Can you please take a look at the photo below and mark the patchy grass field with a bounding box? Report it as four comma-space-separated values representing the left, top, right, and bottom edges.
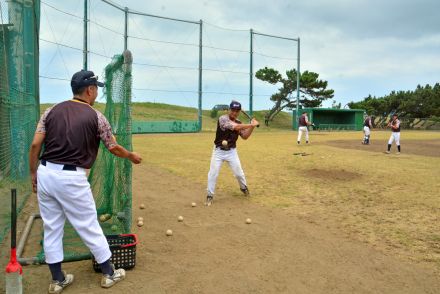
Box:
134, 130, 440, 268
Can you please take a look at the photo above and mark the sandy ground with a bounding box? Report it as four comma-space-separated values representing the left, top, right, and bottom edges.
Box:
1, 161, 440, 294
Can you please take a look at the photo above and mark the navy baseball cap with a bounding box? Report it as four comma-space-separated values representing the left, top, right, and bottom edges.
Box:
71, 70, 104, 91
229, 100, 241, 110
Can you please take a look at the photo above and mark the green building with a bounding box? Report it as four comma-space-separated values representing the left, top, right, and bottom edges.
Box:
293, 108, 365, 131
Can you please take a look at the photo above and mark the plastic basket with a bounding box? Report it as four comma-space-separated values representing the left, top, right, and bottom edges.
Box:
92, 234, 138, 272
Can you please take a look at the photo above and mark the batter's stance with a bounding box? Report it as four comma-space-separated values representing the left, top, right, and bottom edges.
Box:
362, 115, 373, 145
206, 100, 259, 206
29, 70, 142, 293
386, 114, 401, 154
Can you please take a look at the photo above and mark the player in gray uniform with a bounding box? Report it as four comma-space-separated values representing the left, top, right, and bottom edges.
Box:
386, 113, 401, 154
29, 70, 142, 293
206, 100, 259, 206
362, 115, 373, 144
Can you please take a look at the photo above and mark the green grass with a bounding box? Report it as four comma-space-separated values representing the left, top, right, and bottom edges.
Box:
40, 102, 293, 132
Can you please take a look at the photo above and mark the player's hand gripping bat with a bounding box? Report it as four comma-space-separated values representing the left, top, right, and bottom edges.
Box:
241, 110, 259, 128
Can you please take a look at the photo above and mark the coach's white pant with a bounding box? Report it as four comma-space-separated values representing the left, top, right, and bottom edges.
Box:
207, 146, 247, 196
388, 132, 400, 145
297, 126, 309, 142
37, 161, 111, 264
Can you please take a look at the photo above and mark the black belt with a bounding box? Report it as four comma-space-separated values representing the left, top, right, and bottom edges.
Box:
41, 159, 77, 171
218, 146, 235, 151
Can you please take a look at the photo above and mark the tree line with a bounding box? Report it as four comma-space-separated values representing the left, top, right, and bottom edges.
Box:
347, 83, 440, 118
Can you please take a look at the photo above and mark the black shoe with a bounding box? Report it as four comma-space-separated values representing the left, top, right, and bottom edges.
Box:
297, 141, 300, 145
306, 141, 309, 144
240, 187, 250, 196
205, 195, 213, 206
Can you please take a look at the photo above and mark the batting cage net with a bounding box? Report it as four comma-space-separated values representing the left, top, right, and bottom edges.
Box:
32, 51, 134, 263
0, 0, 40, 246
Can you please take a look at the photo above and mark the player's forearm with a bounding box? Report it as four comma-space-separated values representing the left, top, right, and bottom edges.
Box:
240, 127, 255, 139
109, 144, 132, 159
29, 144, 42, 173
233, 124, 254, 131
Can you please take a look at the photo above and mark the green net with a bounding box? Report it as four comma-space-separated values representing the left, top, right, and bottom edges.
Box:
0, 0, 40, 246
35, 51, 134, 263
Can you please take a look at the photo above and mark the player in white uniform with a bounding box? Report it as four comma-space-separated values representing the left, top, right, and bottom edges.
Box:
362, 115, 373, 145
206, 100, 259, 206
385, 114, 401, 154
297, 112, 313, 144
29, 70, 142, 293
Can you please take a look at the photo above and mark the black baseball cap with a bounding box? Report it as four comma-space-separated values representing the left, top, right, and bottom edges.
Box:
229, 100, 241, 110
71, 70, 104, 92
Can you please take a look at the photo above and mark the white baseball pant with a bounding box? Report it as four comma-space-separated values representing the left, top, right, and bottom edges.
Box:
388, 132, 400, 145
207, 146, 247, 196
297, 126, 309, 142
37, 161, 111, 264
363, 126, 371, 136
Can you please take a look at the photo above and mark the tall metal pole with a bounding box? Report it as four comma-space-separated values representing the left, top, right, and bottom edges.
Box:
124, 7, 128, 51
249, 29, 253, 116
83, 0, 88, 70
198, 20, 203, 131
296, 38, 300, 128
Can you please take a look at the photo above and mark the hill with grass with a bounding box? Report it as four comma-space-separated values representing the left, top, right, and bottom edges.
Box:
40, 102, 293, 132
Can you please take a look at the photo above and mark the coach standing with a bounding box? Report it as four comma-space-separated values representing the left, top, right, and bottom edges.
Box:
29, 70, 142, 293
206, 100, 259, 206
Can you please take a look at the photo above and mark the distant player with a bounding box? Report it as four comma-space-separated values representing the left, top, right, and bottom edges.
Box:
386, 114, 401, 154
206, 100, 259, 206
297, 111, 313, 144
362, 115, 373, 144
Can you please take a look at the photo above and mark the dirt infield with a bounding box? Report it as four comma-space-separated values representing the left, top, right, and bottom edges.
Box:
324, 139, 440, 157
2, 163, 440, 293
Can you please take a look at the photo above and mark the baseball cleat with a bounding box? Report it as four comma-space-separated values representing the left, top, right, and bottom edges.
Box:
385, 151, 390, 154
240, 187, 250, 196
48, 271, 74, 294
396, 152, 400, 155
205, 195, 213, 206
101, 268, 126, 288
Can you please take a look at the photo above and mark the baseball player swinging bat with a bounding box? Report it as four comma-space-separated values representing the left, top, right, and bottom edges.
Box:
241, 110, 259, 128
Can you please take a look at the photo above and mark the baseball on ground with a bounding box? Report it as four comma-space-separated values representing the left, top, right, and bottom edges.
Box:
245, 218, 252, 224
139, 203, 145, 209
166, 229, 173, 236
137, 217, 144, 222
191, 202, 197, 207
178, 216, 184, 222
137, 221, 144, 227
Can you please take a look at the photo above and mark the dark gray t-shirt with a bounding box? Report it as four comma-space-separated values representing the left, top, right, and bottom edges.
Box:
36, 99, 116, 168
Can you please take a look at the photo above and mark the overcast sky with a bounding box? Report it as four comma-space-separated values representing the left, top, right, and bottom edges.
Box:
37, 0, 440, 110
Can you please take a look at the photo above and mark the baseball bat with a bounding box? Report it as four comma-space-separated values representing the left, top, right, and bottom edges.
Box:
5, 189, 23, 294
241, 110, 259, 128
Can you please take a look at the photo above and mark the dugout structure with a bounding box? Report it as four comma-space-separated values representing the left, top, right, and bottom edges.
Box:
293, 108, 365, 131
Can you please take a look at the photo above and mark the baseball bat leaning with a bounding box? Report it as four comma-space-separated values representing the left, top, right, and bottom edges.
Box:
241, 110, 259, 128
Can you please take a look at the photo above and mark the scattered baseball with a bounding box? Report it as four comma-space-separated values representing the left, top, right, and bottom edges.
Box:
166, 229, 173, 236
221, 140, 228, 147
137, 217, 144, 222
245, 218, 252, 224
191, 202, 197, 207
178, 216, 184, 222
139, 203, 145, 209
99, 214, 110, 222
137, 221, 144, 227
111, 225, 118, 231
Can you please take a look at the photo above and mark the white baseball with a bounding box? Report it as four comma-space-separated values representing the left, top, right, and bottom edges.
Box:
245, 218, 252, 224
166, 229, 173, 236
137, 221, 144, 227
191, 202, 196, 207
222, 140, 228, 147
139, 203, 145, 209
178, 216, 184, 222
137, 217, 144, 222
